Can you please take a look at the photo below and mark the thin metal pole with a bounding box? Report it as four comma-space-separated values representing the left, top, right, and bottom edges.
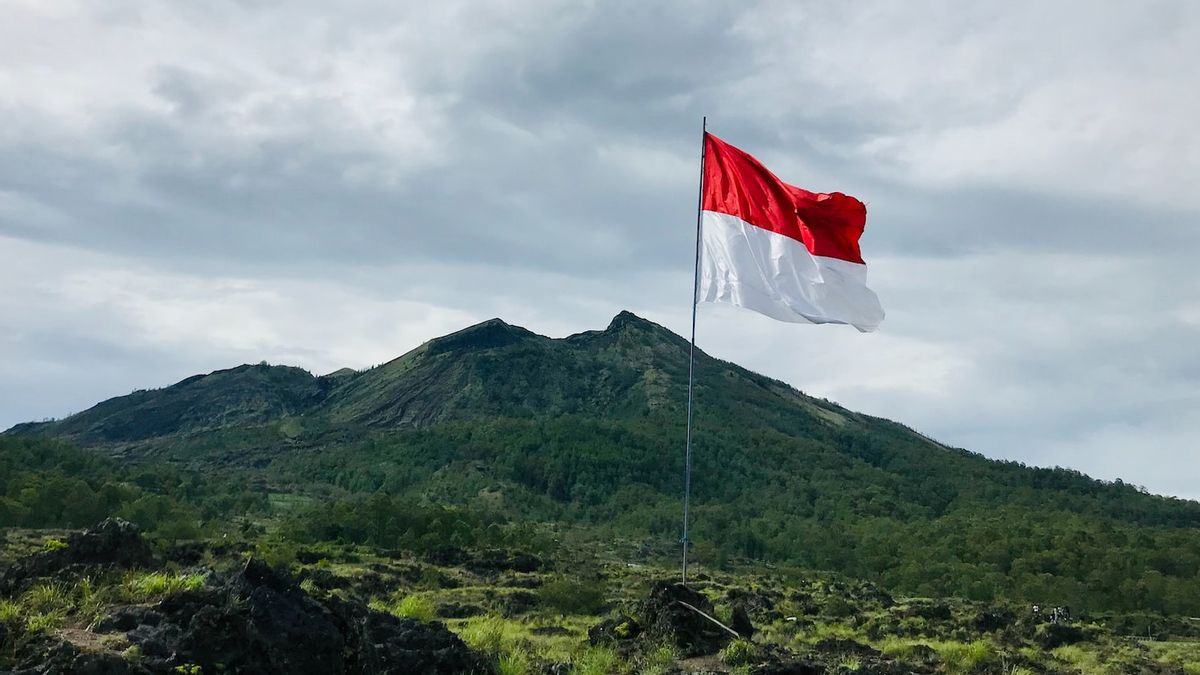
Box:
681, 116, 706, 585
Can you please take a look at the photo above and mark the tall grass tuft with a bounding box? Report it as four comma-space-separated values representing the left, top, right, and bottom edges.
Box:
393, 594, 436, 623
571, 646, 620, 675
496, 647, 534, 675
120, 571, 205, 602
935, 639, 997, 674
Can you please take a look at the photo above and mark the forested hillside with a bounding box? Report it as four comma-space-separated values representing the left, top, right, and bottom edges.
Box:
7, 311, 1200, 614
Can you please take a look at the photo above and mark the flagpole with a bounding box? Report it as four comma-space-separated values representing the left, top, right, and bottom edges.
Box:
681, 116, 706, 585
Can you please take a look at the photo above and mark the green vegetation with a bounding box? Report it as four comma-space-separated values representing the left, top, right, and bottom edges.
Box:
3, 305, 1200, 656
11, 312, 1190, 615
720, 638, 757, 666
372, 593, 436, 623
120, 571, 205, 602
539, 576, 607, 615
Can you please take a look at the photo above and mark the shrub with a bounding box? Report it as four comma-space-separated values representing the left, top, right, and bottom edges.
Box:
459, 616, 512, 658
393, 594, 436, 623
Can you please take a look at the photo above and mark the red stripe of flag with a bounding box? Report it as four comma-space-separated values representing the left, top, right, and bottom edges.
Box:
702, 133, 867, 265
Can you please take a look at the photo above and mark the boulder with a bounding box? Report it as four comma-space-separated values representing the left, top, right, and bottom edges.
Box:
101, 558, 488, 674
1035, 622, 1092, 649
730, 604, 756, 639
0, 519, 152, 596
636, 581, 737, 657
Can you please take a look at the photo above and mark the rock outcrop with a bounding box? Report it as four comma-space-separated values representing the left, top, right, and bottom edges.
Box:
0, 519, 151, 596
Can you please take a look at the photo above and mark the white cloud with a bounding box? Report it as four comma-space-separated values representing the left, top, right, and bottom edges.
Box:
0, 0, 1198, 501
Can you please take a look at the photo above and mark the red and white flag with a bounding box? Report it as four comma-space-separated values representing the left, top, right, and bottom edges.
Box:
699, 133, 884, 332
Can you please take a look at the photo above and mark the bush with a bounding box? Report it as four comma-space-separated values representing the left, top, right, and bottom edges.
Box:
393, 594, 436, 623
458, 615, 512, 658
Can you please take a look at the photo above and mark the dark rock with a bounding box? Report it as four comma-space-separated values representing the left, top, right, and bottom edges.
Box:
811, 638, 880, 658
326, 596, 489, 675
128, 621, 183, 659
436, 601, 485, 619
87, 557, 488, 675
751, 660, 823, 675
467, 549, 545, 574
95, 606, 165, 632
163, 542, 206, 566
67, 650, 151, 675
424, 546, 468, 567
587, 614, 642, 644
904, 600, 953, 621
297, 567, 350, 591
907, 644, 939, 665
636, 581, 734, 657
501, 591, 538, 617
854, 582, 894, 609
1035, 623, 1092, 649
295, 548, 326, 564
0, 519, 152, 596
973, 608, 1014, 632
730, 604, 756, 639
5, 633, 152, 675
726, 587, 776, 616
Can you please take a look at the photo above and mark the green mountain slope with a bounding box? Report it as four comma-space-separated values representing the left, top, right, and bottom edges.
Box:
7, 311, 1200, 613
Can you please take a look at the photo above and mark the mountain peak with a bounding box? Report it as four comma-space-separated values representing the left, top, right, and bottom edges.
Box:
606, 310, 664, 332
425, 317, 539, 354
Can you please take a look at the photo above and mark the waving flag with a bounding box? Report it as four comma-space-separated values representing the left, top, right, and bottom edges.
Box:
698, 133, 884, 332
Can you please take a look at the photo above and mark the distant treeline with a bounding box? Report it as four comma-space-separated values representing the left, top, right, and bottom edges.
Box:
6, 416, 1200, 616
265, 416, 1200, 616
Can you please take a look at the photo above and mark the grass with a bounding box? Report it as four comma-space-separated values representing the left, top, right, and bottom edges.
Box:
371, 593, 437, 623
448, 614, 625, 674
932, 639, 997, 674
876, 635, 921, 659
638, 645, 676, 675
496, 647, 534, 675
570, 646, 621, 675
793, 620, 862, 646
1146, 639, 1200, 673
0, 599, 22, 625
720, 639, 757, 666
41, 538, 68, 552
120, 571, 205, 602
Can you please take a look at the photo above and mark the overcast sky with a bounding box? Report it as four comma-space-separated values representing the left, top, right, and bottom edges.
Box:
2, 1, 1198, 498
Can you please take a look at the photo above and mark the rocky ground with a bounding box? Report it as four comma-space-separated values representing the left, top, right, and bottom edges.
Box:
4, 521, 1200, 674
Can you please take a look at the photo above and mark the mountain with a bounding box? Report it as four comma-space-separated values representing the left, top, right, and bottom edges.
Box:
10, 310, 847, 446
8, 311, 1200, 614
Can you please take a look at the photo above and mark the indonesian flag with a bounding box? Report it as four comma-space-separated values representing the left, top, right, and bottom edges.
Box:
699, 133, 885, 332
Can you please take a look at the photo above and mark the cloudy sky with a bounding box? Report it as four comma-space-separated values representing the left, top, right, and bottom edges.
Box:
2, 1, 1198, 497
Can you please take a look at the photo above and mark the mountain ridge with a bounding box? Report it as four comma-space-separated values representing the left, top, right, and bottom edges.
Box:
9, 310, 1200, 613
